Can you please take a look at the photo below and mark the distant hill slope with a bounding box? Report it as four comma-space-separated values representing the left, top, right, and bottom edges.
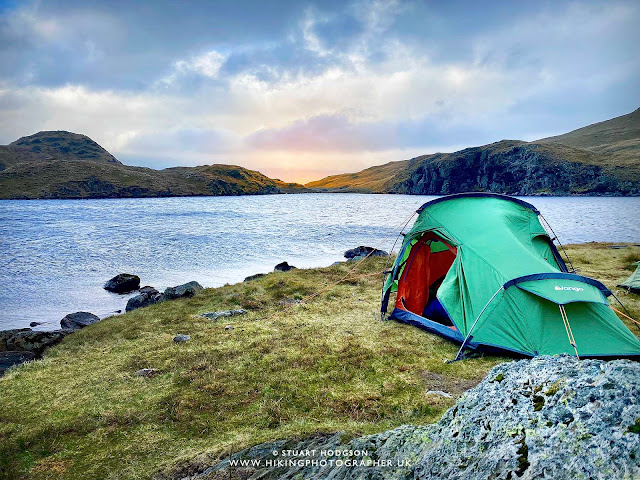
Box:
0, 131, 305, 199
306, 108, 640, 195
305, 160, 409, 192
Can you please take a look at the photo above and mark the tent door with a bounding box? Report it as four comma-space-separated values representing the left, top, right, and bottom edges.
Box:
395, 233, 457, 321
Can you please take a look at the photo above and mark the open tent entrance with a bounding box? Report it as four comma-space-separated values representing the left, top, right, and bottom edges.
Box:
395, 232, 457, 327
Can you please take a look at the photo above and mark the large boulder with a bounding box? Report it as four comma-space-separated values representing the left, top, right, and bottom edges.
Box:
0, 351, 36, 376
3, 329, 71, 356
0, 328, 72, 375
178, 356, 640, 480
0, 329, 31, 351
344, 245, 388, 260
163, 281, 203, 300
126, 287, 164, 312
60, 312, 100, 331
103, 273, 140, 293
274, 261, 296, 272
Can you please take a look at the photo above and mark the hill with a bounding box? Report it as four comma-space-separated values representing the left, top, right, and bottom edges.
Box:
0, 243, 638, 479
306, 108, 640, 195
305, 159, 409, 192
0, 131, 305, 199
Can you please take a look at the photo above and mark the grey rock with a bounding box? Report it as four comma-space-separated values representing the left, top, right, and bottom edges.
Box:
224, 325, 234, 331
344, 246, 389, 259
0, 351, 36, 376
104, 273, 140, 293
244, 273, 266, 282
177, 356, 640, 480
60, 311, 100, 331
426, 390, 452, 398
199, 309, 247, 321
274, 261, 296, 272
135, 368, 160, 377
163, 281, 203, 300
3, 329, 71, 356
173, 334, 190, 343
126, 287, 164, 312
0, 328, 31, 351
29, 322, 42, 327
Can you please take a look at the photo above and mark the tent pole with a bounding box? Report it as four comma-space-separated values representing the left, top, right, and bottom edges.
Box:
559, 304, 579, 359
539, 214, 575, 273
609, 304, 640, 334
380, 212, 417, 318
451, 286, 504, 362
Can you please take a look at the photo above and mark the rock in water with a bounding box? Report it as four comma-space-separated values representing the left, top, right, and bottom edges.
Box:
344, 245, 388, 260
177, 356, 640, 480
103, 273, 140, 293
274, 261, 296, 272
0, 351, 36, 376
126, 287, 164, 312
163, 281, 203, 300
60, 312, 100, 331
0, 329, 31, 351
3, 329, 71, 356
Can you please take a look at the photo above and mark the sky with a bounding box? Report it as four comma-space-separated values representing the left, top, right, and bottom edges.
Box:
0, 0, 638, 183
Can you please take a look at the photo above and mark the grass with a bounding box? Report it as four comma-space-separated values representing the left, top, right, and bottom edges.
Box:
1, 243, 639, 479
0, 257, 501, 480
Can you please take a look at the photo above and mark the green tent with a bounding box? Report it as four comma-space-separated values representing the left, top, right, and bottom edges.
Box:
381, 193, 640, 359
619, 261, 640, 293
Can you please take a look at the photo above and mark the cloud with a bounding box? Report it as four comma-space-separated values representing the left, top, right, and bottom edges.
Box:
0, 0, 638, 182
159, 50, 226, 87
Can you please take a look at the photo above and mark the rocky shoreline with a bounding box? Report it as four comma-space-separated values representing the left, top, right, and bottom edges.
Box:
0, 246, 389, 376
0, 276, 205, 375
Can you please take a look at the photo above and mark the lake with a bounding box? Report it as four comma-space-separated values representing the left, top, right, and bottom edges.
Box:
1, 194, 639, 331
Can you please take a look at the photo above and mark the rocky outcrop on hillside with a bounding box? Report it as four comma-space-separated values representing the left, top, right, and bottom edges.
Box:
389, 141, 639, 196
169, 356, 640, 480
308, 108, 640, 196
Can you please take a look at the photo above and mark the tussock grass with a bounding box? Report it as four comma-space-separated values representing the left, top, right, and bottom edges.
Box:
0, 257, 501, 480
564, 242, 640, 328
1, 244, 638, 479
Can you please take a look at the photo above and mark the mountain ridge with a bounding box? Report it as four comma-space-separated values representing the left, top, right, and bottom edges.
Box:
0, 131, 305, 199
306, 108, 640, 195
2, 108, 639, 199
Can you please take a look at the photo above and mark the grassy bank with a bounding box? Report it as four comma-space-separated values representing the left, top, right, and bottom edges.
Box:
1, 243, 639, 479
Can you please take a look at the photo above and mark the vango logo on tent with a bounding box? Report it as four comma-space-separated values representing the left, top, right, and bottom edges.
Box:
555, 285, 584, 292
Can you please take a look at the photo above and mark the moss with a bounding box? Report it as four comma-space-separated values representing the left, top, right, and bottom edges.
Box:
493, 373, 505, 383
545, 379, 565, 396
515, 434, 530, 475
532, 395, 545, 412
627, 418, 640, 434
